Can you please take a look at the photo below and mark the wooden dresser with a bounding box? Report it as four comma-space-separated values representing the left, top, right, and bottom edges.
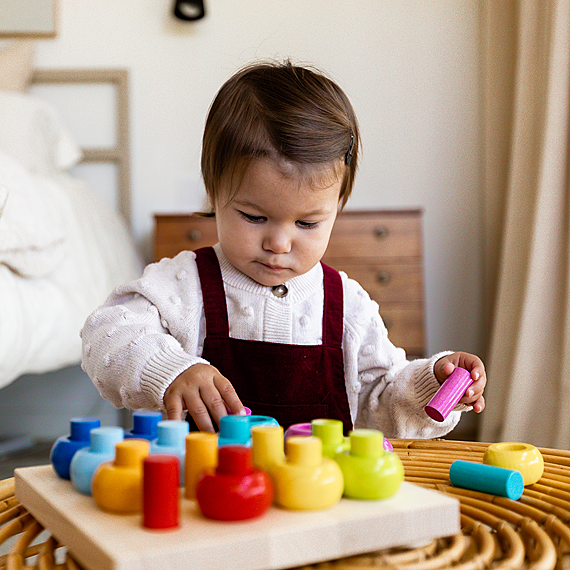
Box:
154, 210, 425, 356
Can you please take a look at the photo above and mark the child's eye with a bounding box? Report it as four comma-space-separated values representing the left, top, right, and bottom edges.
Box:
239, 211, 266, 223
296, 220, 319, 229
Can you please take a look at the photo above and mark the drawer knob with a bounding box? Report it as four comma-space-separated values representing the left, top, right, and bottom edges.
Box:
376, 271, 391, 285
374, 225, 389, 239
186, 229, 203, 242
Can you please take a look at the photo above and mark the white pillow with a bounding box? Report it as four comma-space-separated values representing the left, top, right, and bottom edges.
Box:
0, 90, 82, 176
0, 151, 66, 277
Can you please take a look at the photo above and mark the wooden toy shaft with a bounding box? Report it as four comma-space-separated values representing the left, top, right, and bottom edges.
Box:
425, 367, 472, 422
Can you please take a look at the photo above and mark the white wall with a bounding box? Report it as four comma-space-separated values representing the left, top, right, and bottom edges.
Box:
34, 0, 483, 358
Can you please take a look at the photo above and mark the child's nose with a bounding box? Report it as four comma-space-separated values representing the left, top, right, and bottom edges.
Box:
262, 228, 291, 254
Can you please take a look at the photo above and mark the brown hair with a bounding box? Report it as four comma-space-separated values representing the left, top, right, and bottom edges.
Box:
201, 60, 360, 210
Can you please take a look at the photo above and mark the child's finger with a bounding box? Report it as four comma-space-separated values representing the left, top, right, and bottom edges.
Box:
196, 382, 232, 432
436, 353, 486, 384
434, 358, 455, 382
441, 360, 455, 377
467, 372, 486, 403
472, 395, 485, 413
460, 382, 484, 404
459, 353, 486, 380
213, 375, 244, 417
185, 391, 216, 433
468, 367, 485, 385
164, 393, 184, 421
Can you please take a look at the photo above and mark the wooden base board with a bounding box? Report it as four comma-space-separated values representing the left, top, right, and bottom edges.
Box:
15, 465, 460, 570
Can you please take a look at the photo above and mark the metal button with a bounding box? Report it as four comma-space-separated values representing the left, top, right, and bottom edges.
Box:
271, 284, 288, 298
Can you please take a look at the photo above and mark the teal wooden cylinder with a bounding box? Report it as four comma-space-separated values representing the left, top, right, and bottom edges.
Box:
449, 460, 524, 500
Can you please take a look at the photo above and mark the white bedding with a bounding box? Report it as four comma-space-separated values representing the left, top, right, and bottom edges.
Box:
0, 90, 142, 390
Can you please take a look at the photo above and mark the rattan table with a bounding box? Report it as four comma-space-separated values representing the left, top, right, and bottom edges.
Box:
1, 439, 569, 570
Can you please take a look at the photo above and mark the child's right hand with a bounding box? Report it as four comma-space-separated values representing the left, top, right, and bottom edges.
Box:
163, 363, 245, 432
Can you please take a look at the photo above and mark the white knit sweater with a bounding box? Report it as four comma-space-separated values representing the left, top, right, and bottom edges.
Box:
81, 244, 467, 438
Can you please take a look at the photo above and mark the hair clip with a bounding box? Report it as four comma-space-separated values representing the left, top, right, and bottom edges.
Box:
345, 129, 354, 167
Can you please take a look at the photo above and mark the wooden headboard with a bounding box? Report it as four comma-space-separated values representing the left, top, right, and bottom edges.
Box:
30, 68, 131, 225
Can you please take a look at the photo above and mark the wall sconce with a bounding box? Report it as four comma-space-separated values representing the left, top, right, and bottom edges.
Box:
173, 0, 205, 21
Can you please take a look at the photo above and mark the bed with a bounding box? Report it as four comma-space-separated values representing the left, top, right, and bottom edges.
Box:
0, 41, 142, 414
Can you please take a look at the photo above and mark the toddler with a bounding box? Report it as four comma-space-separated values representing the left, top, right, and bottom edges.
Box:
81, 60, 486, 437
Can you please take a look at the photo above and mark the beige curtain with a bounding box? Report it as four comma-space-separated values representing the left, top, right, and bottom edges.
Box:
480, 0, 570, 448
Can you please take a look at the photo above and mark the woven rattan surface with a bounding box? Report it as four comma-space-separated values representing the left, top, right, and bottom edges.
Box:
1, 439, 569, 570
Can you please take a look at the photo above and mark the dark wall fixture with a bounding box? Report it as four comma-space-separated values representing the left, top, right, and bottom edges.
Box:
173, 0, 205, 21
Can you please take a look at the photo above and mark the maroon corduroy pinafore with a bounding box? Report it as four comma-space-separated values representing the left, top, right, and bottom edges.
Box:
194, 247, 353, 433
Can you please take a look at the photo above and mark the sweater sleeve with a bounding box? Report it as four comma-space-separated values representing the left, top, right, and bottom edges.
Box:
341, 273, 470, 439
80, 251, 209, 411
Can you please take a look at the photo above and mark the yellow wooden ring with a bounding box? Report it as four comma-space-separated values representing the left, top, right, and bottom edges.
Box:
483, 442, 544, 485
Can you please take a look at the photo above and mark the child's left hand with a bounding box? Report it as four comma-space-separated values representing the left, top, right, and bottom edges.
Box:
434, 352, 486, 413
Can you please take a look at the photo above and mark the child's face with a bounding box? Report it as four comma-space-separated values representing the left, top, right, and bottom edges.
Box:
215, 159, 342, 286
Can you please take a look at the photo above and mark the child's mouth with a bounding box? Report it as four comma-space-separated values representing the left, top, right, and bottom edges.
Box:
263, 263, 286, 271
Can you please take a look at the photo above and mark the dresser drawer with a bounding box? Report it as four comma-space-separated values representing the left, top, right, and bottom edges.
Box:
330, 262, 423, 304
324, 212, 422, 260
155, 215, 217, 260
379, 306, 425, 357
